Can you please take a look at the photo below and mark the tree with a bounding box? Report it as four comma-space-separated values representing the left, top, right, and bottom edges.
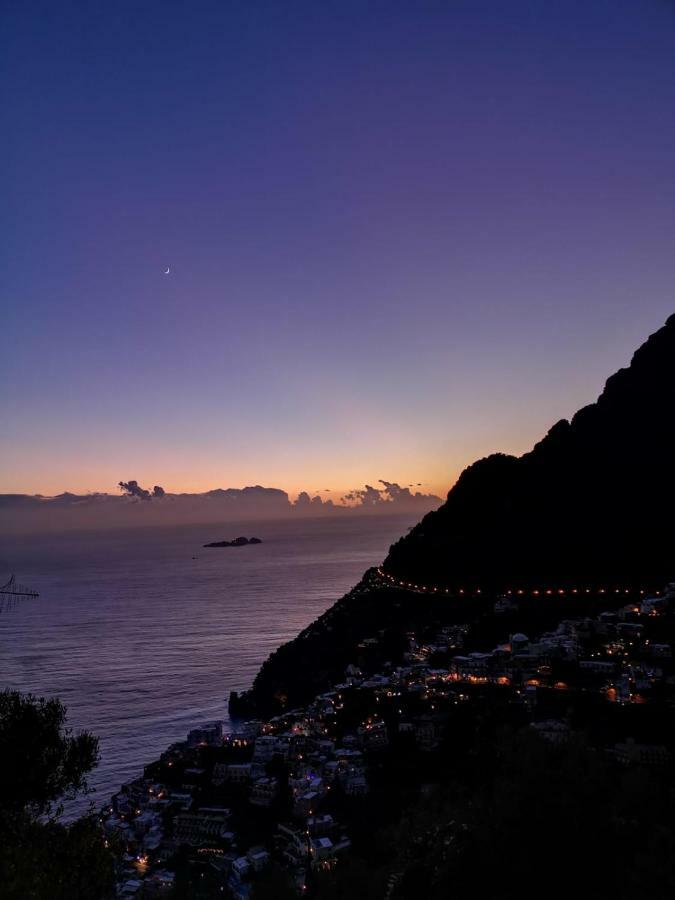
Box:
391, 730, 675, 900
0, 689, 99, 818
0, 690, 114, 899
251, 864, 297, 899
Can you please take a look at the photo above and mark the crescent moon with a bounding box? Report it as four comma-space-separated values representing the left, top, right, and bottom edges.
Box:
165, 267, 170, 275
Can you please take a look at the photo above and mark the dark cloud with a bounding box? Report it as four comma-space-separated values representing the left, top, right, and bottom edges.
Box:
358, 484, 386, 507
118, 480, 166, 500
295, 491, 325, 508
341, 485, 383, 507
342, 480, 441, 511
1, 477, 441, 534
118, 480, 151, 500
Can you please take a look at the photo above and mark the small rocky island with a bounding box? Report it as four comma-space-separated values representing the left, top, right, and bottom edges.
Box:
203, 536, 262, 548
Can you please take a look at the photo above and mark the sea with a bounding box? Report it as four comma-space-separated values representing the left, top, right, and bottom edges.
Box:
0, 514, 414, 816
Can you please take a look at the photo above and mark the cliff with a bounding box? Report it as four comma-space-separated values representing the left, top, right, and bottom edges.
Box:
385, 313, 675, 588
232, 314, 675, 717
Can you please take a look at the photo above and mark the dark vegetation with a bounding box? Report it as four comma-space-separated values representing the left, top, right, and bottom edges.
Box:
0, 690, 114, 899
231, 574, 660, 719
237, 668, 675, 900
316, 728, 675, 900
230, 573, 480, 718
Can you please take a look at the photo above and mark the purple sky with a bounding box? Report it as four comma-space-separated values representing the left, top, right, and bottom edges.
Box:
2, 0, 675, 498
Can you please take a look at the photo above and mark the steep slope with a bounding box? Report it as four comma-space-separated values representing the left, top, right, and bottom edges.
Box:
232, 314, 675, 717
386, 313, 675, 588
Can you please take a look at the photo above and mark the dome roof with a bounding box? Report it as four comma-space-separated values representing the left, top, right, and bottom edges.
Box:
511, 632, 529, 643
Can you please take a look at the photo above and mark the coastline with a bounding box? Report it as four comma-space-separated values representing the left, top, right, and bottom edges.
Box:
103, 574, 675, 895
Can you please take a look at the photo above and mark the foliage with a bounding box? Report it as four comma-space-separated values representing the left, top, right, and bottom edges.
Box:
389, 731, 675, 900
0, 690, 114, 899
250, 864, 297, 899
281, 722, 675, 900
0, 815, 115, 900
0, 689, 99, 819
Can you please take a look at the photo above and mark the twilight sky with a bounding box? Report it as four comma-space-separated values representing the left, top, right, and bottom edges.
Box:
2, 0, 675, 499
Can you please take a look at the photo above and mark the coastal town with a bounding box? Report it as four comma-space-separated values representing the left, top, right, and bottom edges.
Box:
105, 576, 675, 898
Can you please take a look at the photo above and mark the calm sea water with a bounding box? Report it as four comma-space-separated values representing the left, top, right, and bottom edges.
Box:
0, 515, 413, 814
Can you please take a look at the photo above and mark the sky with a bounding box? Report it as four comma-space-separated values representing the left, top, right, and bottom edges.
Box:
2, 0, 675, 500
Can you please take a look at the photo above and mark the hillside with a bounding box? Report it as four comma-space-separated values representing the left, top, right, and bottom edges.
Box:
232, 314, 675, 718
385, 313, 675, 588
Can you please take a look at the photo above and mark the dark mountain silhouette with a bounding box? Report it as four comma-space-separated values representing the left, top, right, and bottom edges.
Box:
384, 314, 675, 589
232, 314, 675, 718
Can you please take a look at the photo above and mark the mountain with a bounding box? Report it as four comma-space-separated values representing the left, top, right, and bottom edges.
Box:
385, 313, 675, 589
233, 314, 675, 718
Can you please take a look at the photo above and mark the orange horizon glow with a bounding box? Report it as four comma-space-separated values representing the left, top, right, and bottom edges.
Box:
0, 475, 454, 503
0, 425, 543, 501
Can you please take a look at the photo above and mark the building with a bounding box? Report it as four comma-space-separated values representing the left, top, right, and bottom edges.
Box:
612, 738, 670, 767
249, 776, 278, 807
293, 790, 320, 817
173, 810, 231, 847
187, 722, 223, 748
530, 719, 570, 744
224, 763, 252, 784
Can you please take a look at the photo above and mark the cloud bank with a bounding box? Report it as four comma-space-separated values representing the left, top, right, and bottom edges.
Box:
341, 480, 438, 510
0, 479, 441, 534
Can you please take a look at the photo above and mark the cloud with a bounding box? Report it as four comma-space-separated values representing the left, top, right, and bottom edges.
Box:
341, 480, 441, 511
295, 491, 326, 509
0, 477, 441, 534
118, 480, 151, 500
118, 481, 165, 500
346, 484, 385, 507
